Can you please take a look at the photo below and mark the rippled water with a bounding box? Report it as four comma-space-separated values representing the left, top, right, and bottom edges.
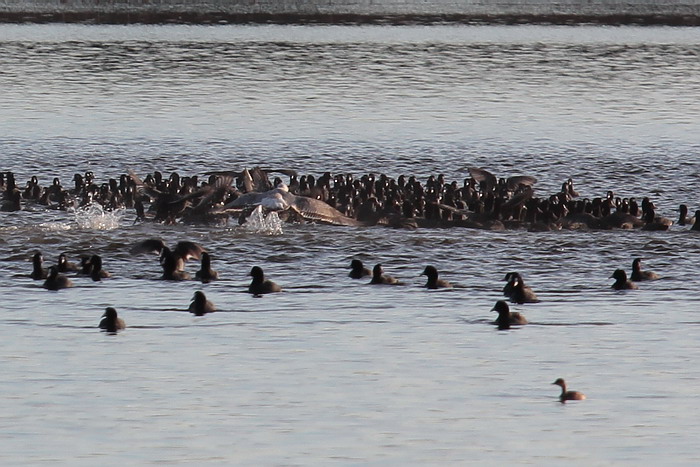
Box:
2, 24, 700, 465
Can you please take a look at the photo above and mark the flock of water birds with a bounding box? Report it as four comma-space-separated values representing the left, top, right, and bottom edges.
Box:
3, 166, 700, 231
4, 165, 696, 403
28, 240, 624, 401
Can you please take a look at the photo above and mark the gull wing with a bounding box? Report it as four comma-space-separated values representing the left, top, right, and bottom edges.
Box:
468, 167, 497, 192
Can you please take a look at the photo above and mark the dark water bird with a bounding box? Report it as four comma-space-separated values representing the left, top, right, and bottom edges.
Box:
492, 300, 527, 330
161, 174, 238, 225
189, 291, 216, 316
23, 175, 42, 200
630, 258, 659, 282
89, 254, 110, 281
128, 170, 192, 223
161, 254, 191, 281
99, 307, 125, 332
78, 255, 93, 275
564, 178, 579, 198
692, 210, 700, 231
610, 269, 637, 290
641, 202, 672, 231
348, 259, 371, 279
43, 266, 73, 290
552, 378, 586, 402
598, 210, 644, 230
502, 272, 518, 297
421, 265, 452, 289
131, 238, 205, 279
1, 189, 21, 212
131, 238, 205, 264
370, 264, 400, 285
248, 266, 282, 295
195, 252, 218, 283
205, 166, 293, 193
677, 204, 691, 226
56, 253, 79, 273
467, 167, 537, 194
507, 273, 540, 304
158, 242, 201, 275
30, 251, 48, 280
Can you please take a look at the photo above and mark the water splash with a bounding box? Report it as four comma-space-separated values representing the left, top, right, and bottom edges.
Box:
38, 222, 73, 232
241, 206, 283, 235
74, 204, 123, 230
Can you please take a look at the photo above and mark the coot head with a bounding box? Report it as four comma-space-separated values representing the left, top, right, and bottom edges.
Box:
491, 300, 510, 314
421, 265, 438, 278
249, 266, 264, 280
610, 269, 627, 281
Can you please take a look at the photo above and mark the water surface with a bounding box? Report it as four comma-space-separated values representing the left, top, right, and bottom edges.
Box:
1, 24, 700, 465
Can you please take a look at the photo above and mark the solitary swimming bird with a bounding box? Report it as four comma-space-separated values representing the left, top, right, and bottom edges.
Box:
43, 266, 73, 290
610, 269, 637, 290
248, 266, 282, 295
630, 258, 659, 282
348, 259, 371, 279
552, 378, 586, 402
421, 265, 452, 289
99, 307, 125, 332
492, 300, 527, 329
189, 291, 216, 316
195, 252, 219, 283
370, 264, 400, 285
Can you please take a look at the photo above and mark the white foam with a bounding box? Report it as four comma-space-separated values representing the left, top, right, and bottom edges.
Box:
74, 204, 124, 230
242, 205, 283, 235
38, 222, 73, 232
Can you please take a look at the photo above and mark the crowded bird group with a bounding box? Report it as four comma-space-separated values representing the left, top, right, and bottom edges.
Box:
2, 167, 699, 231
6, 164, 685, 402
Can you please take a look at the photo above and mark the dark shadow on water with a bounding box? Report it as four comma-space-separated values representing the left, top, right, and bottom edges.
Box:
1, 11, 698, 27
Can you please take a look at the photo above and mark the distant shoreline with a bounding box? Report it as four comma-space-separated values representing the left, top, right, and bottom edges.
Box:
1, 11, 699, 26
3, 0, 700, 28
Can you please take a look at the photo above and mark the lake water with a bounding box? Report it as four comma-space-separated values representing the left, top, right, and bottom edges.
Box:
1, 24, 700, 465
